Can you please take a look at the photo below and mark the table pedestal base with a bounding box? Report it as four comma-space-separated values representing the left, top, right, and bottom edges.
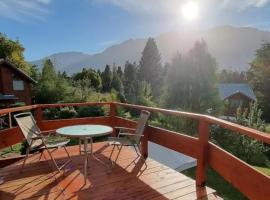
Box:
79, 137, 111, 183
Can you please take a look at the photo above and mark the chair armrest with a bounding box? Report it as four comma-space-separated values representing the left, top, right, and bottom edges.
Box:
41, 130, 55, 136
31, 136, 43, 140
115, 127, 136, 132
118, 133, 144, 138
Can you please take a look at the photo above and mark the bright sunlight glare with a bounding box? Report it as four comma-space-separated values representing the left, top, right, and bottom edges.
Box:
181, 1, 199, 21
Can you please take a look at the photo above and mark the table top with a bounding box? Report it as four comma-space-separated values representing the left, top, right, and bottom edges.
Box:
56, 125, 113, 138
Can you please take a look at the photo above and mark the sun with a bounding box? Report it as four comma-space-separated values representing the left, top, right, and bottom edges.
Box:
181, 1, 199, 21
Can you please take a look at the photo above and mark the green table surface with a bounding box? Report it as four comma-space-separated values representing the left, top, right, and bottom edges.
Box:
56, 125, 113, 138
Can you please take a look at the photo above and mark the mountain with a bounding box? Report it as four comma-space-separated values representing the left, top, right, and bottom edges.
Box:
31, 26, 270, 74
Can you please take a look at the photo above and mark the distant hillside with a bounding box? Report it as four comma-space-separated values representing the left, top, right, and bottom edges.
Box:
31, 26, 270, 74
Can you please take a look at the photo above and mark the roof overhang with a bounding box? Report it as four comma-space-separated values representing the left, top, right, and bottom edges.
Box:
0, 58, 37, 84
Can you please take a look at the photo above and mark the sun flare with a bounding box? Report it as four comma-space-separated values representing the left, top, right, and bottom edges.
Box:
181, 1, 199, 21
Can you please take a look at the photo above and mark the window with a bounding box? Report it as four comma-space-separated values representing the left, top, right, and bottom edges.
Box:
230, 99, 242, 108
13, 76, 24, 91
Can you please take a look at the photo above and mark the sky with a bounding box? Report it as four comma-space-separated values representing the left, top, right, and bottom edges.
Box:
1, 0, 270, 61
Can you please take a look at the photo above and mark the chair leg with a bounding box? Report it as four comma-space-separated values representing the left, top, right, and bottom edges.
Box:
109, 144, 116, 162
63, 145, 72, 161
20, 146, 31, 173
133, 145, 140, 157
39, 149, 44, 161
45, 147, 61, 173
115, 144, 123, 164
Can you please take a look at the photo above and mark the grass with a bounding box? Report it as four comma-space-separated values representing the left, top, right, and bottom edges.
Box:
0, 143, 22, 158
182, 167, 248, 200
254, 166, 270, 176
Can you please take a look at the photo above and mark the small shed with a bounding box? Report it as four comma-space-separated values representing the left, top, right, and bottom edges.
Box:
218, 83, 256, 116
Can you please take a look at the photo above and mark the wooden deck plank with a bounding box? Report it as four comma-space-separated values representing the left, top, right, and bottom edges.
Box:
0, 142, 221, 200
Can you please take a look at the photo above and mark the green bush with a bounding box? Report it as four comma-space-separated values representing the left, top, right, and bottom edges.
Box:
211, 102, 270, 167
43, 108, 59, 120
59, 107, 77, 119
77, 106, 105, 117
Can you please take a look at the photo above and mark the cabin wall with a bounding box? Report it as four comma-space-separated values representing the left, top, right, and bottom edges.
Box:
0, 63, 32, 105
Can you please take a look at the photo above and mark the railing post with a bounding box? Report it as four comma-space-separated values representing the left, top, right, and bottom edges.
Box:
35, 106, 43, 128
141, 127, 148, 159
196, 119, 210, 187
109, 103, 117, 137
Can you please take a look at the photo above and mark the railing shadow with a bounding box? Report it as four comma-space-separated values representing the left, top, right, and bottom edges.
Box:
0, 143, 215, 200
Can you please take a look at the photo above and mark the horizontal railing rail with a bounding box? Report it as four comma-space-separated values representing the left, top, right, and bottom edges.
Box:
0, 102, 269, 199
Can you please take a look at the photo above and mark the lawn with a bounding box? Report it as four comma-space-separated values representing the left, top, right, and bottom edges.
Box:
254, 166, 270, 176
182, 167, 248, 200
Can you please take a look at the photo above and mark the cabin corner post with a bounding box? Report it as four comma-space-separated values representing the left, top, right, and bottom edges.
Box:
109, 102, 117, 137
35, 106, 43, 128
196, 118, 210, 187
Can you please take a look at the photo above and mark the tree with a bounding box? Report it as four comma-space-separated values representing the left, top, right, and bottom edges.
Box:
219, 69, 246, 83
0, 33, 30, 74
247, 42, 270, 121
35, 59, 72, 103
138, 38, 163, 99
123, 61, 137, 103
101, 65, 112, 92
163, 40, 220, 114
111, 67, 124, 93
73, 68, 102, 91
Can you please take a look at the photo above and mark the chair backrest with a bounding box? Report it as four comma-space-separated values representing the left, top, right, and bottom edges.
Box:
14, 112, 41, 145
134, 110, 151, 143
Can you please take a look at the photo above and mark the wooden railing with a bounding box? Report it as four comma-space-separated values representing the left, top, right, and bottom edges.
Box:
0, 102, 269, 200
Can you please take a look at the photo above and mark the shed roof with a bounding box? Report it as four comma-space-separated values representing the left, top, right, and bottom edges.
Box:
218, 83, 256, 101
0, 58, 36, 83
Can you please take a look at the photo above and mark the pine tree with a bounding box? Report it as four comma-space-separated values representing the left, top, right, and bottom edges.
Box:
101, 65, 112, 92
163, 40, 220, 114
123, 62, 137, 103
138, 38, 163, 99
111, 67, 124, 93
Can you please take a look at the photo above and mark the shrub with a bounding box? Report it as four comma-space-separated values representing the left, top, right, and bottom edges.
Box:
211, 102, 270, 167
43, 108, 59, 120
59, 107, 77, 119
77, 106, 105, 117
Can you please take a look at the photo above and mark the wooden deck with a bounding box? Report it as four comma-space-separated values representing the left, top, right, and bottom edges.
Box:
0, 142, 221, 200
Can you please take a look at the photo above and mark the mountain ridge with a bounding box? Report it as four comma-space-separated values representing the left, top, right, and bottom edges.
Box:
31, 25, 270, 74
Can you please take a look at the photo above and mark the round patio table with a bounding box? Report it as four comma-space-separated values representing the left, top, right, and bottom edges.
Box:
56, 125, 113, 183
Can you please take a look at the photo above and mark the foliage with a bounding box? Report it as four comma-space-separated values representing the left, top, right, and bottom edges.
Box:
0, 33, 30, 74
43, 108, 60, 120
162, 40, 220, 114
77, 106, 105, 117
247, 42, 270, 121
72, 68, 102, 91
35, 59, 72, 103
218, 69, 246, 83
138, 38, 164, 99
182, 167, 247, 200
59, 107, 77, 119
211, 102, 270, 167
111, 66, 124, 94
101, 65, 112, 92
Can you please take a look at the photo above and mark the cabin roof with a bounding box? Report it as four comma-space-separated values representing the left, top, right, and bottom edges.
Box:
0, 58, 36, 83
218, 83, 256, 101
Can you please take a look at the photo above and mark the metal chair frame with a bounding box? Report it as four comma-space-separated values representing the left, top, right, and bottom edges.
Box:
14, 112, 72, 173
109, 110, 150, 164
